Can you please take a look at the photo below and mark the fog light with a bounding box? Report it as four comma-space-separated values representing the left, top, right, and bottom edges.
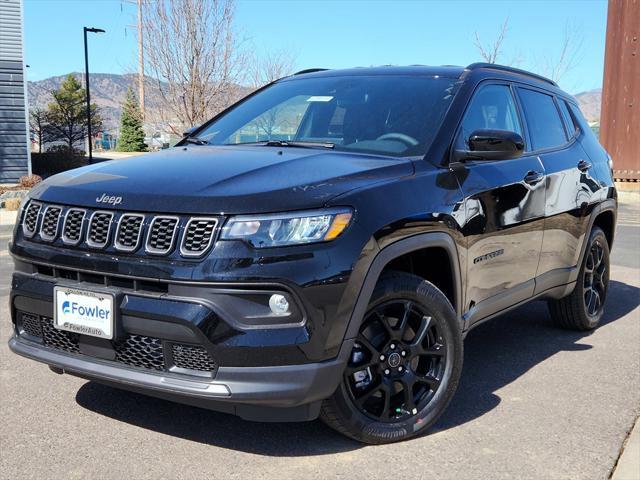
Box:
269, 294, 290, 316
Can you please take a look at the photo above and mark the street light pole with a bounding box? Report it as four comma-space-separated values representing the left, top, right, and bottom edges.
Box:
83, 26, 105, 164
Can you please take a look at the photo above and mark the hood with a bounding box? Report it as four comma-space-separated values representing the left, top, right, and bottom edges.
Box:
31, 145, 414, 214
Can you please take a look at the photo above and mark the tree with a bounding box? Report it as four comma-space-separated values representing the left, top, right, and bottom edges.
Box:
117, 88, 147, 152
538, 22, 583, 84
474, 18, 510, 64
143, 0, 246, 135
250, 50, 297, 89
29, 107, 53, 153
46, 75, 102, 153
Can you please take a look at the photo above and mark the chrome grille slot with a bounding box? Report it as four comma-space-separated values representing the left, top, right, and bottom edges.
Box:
115, 214, 145, 252
180, 218, 217, 257
87, 211, 114, 248
62, 208, 86, 245
40, 206, 62, 241
146, 216, 179, 254
22, 202, 42, 238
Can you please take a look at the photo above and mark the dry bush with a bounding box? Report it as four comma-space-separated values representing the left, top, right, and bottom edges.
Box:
19, 175, 43, 189
4, 198, 22, 211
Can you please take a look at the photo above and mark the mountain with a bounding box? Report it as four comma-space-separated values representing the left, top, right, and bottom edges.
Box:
28, 73, 252, 133
28, 73, 165, 131
575, 88, 602, 124
28, 72, 603, 131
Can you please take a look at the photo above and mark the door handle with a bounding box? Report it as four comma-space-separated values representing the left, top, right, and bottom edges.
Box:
523, 171, 544, 185
578, 160, 592, 172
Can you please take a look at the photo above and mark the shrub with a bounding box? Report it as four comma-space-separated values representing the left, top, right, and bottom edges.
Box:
4, 198, 22, 211
31, 150, 87, 178
19, 174, 43, 188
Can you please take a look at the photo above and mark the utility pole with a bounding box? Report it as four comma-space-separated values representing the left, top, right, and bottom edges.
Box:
137, 0, 145, 119
83, 27, 105, 164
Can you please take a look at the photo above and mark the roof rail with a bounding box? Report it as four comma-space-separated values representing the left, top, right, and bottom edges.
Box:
466, 62, 557, 87
293, 68, 328, 76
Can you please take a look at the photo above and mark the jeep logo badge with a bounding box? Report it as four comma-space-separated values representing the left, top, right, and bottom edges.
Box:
96, 193, 123, 206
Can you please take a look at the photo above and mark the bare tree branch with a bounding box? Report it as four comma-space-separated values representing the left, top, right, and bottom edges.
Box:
539, 22, 583, 84
143, 0, 247, 133
474, 18, 509, 64
249, 50, 297, 88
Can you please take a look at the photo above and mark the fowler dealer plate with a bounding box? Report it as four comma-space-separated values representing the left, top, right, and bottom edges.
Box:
53, 286, 114, 339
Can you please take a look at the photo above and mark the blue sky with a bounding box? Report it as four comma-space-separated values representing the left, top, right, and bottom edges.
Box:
24, 0, 607, 94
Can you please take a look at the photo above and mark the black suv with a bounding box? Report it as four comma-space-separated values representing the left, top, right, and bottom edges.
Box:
8, 63, 616, 444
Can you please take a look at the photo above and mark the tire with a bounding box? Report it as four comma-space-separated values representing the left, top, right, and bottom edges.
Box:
320, 271, 463, 444
548, 226, 610, 331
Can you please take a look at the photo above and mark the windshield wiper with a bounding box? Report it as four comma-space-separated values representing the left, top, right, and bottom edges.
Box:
264, 140, 334, 149
183, 136, 208, 145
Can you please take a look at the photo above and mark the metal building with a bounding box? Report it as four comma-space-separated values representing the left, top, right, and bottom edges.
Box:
600, 0, 639, 181
0, 0, 30, 183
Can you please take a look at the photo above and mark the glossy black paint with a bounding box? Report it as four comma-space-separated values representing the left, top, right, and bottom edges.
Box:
9, 64, 617, 413
464, 129, 525, 160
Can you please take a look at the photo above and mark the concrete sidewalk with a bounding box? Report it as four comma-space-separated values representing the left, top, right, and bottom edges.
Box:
612, 417, 640, 480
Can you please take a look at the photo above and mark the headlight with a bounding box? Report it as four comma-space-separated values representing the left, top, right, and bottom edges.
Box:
221, 208, 353, 248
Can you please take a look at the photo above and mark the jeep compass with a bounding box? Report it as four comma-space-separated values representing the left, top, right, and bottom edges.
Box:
8, 63, 617, 444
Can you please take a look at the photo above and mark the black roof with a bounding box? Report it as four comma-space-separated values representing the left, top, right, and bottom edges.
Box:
292, 65, 466, 79
291, 63, 558, 89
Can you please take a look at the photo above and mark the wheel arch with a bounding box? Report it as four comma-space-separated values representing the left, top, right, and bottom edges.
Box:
569, 199, 617, 285
344, 232, 463, 341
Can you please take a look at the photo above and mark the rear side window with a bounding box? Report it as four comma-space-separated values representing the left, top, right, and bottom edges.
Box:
557, 99, 578, 138
517, 88, 567, 150
459, 84, 523, 148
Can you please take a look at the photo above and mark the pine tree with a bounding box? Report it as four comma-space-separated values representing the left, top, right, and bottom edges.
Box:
47, 74, 102, 153
117, 88, 147, 152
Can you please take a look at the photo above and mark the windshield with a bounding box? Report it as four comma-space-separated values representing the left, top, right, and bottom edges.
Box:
197, 75, 458, 157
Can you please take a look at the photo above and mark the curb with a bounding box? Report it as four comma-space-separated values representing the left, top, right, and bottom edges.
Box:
611, 416, 640, 480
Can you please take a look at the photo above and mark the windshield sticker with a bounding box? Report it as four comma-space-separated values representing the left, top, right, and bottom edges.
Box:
307, 96, 334, 102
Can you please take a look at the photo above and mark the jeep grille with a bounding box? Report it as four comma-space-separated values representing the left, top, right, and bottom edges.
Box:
20, 201, 221, 259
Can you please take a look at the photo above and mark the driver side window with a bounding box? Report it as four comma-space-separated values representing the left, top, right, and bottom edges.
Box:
459, 84, 523, 148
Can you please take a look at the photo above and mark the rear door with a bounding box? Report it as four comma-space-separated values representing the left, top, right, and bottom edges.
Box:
515, 87, 593, 293
453, 83, 546, 325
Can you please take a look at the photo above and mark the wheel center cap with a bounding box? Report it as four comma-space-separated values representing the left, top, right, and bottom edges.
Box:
387, 352, 401, 368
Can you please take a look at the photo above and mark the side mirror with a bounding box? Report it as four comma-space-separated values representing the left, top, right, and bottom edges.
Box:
182, 125, 200, 137
454, 129, 525, 162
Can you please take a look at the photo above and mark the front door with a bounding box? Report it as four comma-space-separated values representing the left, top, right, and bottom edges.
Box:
452, 83, 546, 325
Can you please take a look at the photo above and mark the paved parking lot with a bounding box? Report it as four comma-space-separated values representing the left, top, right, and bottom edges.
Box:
1, 200, 638, 480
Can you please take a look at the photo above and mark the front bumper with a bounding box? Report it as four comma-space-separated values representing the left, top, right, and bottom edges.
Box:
9, 335, 350, 421
8, 263, 353, 421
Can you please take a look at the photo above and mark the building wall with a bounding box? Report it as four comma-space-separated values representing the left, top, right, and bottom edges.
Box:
0, 0, 30, 183
600, 0, 639, 181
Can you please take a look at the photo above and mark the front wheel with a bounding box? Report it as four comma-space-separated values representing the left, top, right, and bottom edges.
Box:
548, 226, 610, 330
320, 272, 463, 444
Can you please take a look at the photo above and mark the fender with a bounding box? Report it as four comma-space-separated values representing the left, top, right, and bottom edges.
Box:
569, 198, 617, 284
343, 232, 463, 341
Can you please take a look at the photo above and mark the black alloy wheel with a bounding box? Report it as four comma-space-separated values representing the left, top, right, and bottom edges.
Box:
345, 300, 447, 422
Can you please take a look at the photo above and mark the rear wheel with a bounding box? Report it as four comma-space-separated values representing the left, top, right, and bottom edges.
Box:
548, 226, 610, 330
320, 272, 463, 444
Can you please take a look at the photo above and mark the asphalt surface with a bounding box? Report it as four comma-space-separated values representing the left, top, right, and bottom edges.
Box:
1, 201, 638, 480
